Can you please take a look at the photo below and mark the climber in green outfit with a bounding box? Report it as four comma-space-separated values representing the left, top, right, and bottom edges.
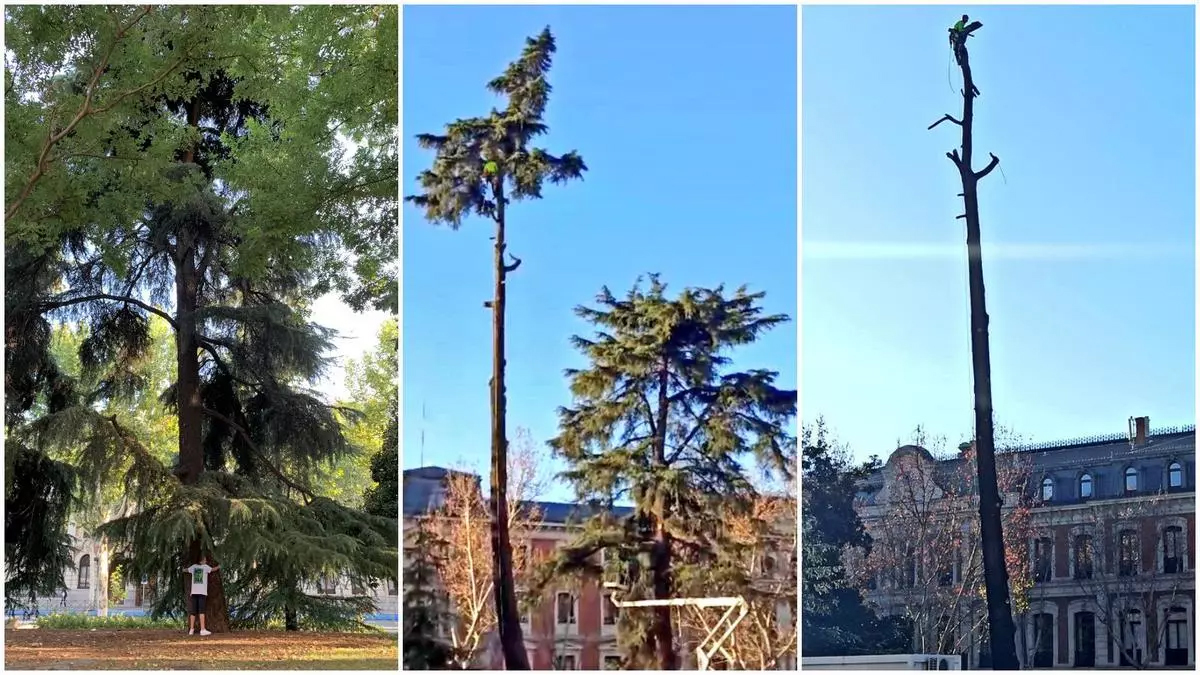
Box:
948, 15, 980, 66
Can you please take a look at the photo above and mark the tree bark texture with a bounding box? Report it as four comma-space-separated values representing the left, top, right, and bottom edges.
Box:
489, 180, 530, 669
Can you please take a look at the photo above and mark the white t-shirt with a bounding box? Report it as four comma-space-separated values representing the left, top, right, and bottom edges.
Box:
186, 564, 214, 595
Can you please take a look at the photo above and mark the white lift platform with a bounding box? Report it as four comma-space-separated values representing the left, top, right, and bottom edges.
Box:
604, 583, 749, 671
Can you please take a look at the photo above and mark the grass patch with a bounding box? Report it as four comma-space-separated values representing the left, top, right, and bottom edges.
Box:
35, 614, 180, 630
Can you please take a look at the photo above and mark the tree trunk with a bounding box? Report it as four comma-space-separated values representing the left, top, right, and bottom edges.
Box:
488, 179, 529, 669
285, 605, 299, 631
176, 96, 229, 633
651, 360, 678, 669
945, 24, 1019, 670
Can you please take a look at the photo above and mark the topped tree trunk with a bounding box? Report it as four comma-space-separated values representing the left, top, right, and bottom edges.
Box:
928, 17, 1018, 669
407, 28, 587, 669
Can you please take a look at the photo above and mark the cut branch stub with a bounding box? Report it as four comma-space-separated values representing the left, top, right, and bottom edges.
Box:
927, 114, 963, 130
946, 149, 962, 167
975, 153, 1000, 180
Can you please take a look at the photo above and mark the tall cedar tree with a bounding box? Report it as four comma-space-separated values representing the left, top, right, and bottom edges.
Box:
406, 27, 585, 668
929, 16, 1017, 667
5, 6, 398, 631
538, 276, 796, 669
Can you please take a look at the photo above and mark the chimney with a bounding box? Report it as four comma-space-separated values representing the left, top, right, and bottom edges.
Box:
1130, 416, 1149, 446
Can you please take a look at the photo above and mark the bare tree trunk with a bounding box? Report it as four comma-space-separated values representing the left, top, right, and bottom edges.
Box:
930, 21, 1017, 669
488, 180, 530, 669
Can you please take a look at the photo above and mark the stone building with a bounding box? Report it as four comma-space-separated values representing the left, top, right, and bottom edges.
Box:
403, 466, 795, 670
857, 417, 1195, 669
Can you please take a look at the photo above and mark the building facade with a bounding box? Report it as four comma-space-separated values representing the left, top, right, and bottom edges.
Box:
403, 466, 796, 670
857, 418, 1195, 669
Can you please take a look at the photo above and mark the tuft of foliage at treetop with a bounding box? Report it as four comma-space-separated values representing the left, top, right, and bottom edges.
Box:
534, 275, 796, 669
5, 5, 397, 630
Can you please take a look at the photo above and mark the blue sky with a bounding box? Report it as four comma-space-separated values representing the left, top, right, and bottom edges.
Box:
803, 6, 1195, 464
403, 6, 797, 501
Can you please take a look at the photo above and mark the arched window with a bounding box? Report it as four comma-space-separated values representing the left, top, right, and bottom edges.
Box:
1169, 462, 1183, 489
1042, 477, 1055, 501
1125, 467, 1139, 493
77, 554, 91, 589
1079, 473, 1093, 499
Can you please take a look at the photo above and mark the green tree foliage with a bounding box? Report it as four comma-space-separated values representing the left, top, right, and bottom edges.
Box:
362, 411, 398, 522
800, 420, 908, 656
402, 525, 451, 670
538, 276, 796, 669
406, 27, 585, 669
5, 5, 397, 631
326, 318, 397, 508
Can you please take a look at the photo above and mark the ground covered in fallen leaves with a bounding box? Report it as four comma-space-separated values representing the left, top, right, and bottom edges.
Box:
4, 628, 398, 670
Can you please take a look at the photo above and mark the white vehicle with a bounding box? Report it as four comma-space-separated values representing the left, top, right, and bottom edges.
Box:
802, 654, 963, 670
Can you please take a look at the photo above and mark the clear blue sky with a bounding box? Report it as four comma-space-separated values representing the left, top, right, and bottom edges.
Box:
403, 5, 797, 501
803, 5, 1195, 464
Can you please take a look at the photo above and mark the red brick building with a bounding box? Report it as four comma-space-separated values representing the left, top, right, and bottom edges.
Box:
404, 466, 795, 670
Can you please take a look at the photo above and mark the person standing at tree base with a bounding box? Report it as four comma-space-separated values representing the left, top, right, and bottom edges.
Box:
184, 554, 220, 636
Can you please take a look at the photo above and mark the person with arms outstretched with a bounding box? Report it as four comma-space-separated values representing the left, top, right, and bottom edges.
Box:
184, 554, 220, 636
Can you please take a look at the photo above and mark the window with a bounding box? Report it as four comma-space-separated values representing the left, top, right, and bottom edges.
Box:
1125, 467, 1138, 493
387, 577, 398, 596
517, 590, 531, 625
937, 558, 953, 586
556, 591, 576, 625
1079, 473, 1093, 499
761, 554, 777, 578
1121, 610, 1144, 666
603, 656, 621, 670
554, 654, 577, 670
1119, 530, 1139, 577
351, 579, 366, 595
1074, 611, 1096, 668
1165, 608, 1188, 666
1032, 612, 1054, 668
1163, 526, 1183, 573
602, 592, 618, 626
1042, 477, 1054, 501
1034, 537, 1053, 582
1169, 462, 1184, 489
77, 554, 91, 589
1073, 534, 1094, 579
319, 575, 337, 595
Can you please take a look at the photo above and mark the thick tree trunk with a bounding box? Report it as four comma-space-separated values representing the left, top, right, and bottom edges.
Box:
176, 96, 229, 633
651, 361, 678, 669
488, 181, 529, 669
946, 25, 1019, 670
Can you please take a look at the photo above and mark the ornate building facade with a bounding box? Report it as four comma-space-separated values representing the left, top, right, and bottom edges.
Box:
857, 418, 1195, 669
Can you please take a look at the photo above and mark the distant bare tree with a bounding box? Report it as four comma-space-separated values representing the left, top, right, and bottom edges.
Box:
852, 426, 1033, 659
424, 428, 547, 668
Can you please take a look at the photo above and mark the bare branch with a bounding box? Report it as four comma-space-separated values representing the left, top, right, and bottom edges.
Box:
946, 149, 962, 168
975, 153, 1000, 180
927, 114, 963, 130
503, 253, 522, 274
